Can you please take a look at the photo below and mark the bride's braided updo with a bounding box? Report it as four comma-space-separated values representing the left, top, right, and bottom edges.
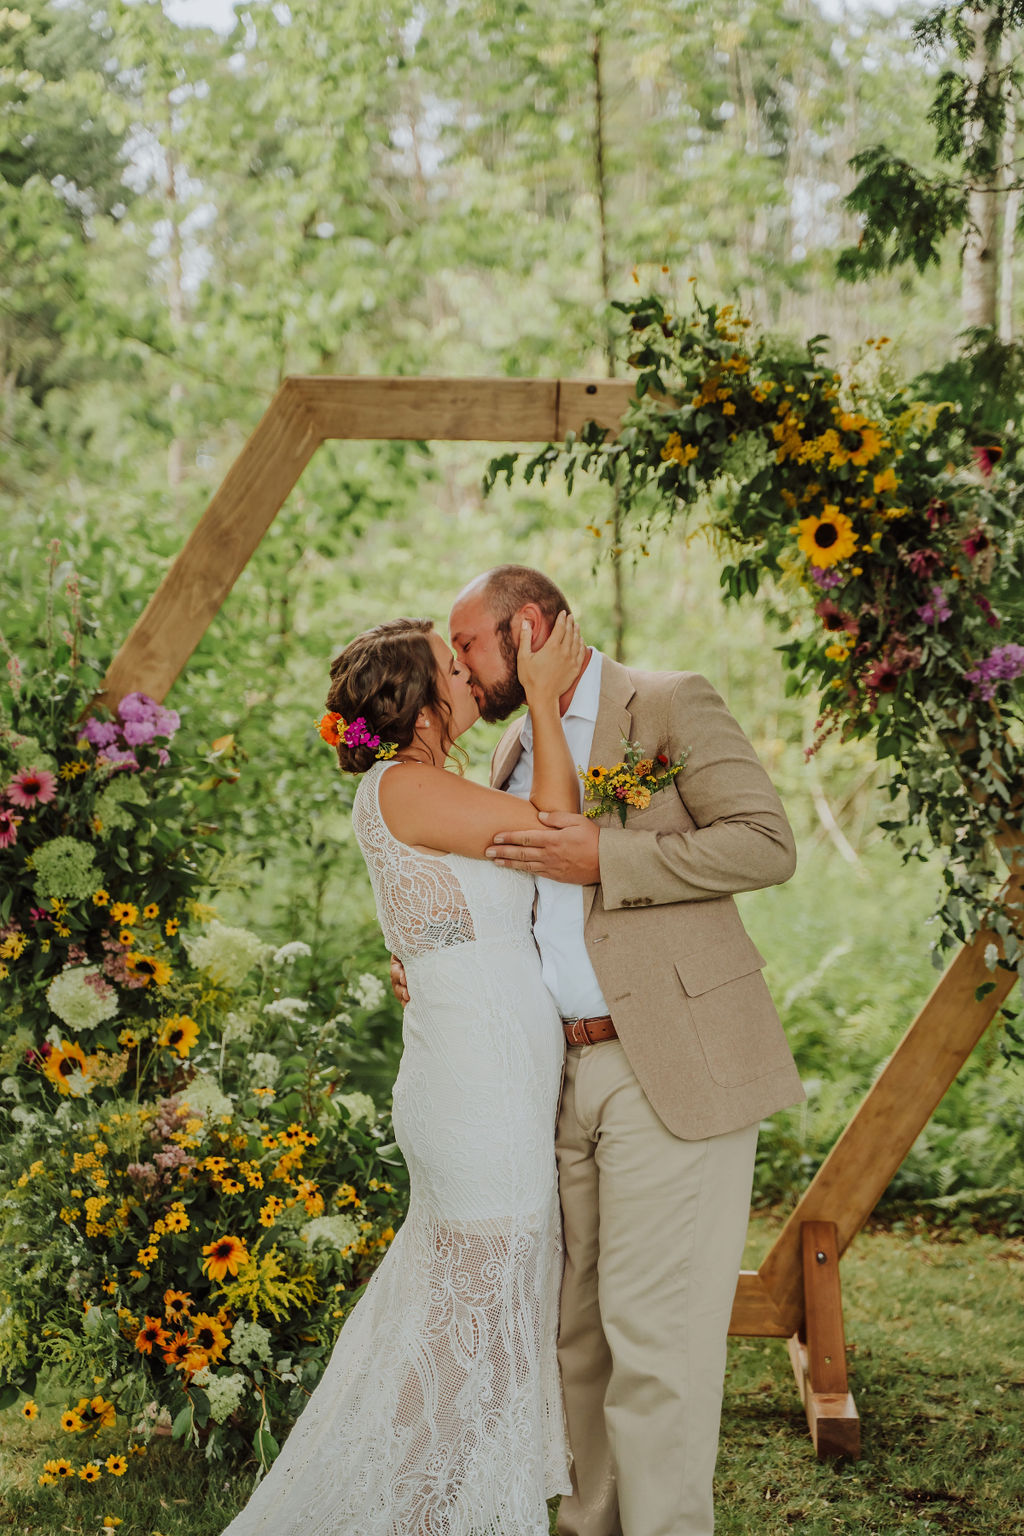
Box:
325, 618, 455, 774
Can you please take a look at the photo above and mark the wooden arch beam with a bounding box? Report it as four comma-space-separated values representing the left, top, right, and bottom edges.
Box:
97, 376, 632, 711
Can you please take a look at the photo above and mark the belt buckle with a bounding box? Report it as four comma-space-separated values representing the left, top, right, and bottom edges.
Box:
564, 1016, 589, 1047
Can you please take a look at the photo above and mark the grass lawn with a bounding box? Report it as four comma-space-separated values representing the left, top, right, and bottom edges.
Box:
2, 1214, 1022, 1535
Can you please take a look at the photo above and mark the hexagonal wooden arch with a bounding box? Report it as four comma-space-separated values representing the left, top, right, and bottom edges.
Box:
99, 375, 1022, 1458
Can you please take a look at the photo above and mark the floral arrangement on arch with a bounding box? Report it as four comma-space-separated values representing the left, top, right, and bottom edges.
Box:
0, 560, 408, 1484
487, 292, 1024, 1008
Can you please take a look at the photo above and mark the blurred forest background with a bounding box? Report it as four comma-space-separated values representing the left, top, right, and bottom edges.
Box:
2, 0, 1023, 1219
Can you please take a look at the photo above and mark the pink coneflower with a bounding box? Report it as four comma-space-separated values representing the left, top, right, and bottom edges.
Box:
0, 807, 22, 848
7, 767, 58, 809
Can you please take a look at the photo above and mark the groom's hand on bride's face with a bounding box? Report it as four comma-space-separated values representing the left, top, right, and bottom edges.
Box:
485, 811, 601, 884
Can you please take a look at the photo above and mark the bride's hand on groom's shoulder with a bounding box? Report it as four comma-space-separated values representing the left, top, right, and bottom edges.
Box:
516, 611, 584, 703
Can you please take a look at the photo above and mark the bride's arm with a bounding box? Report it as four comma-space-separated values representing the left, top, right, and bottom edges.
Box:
517, 612, 584, 813
379, 613, 585, 861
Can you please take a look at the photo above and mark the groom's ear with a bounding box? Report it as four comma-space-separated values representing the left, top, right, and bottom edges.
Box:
518, 602, 548, 648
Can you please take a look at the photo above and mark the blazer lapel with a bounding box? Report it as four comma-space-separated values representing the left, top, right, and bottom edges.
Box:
490, 717, 526, 789
583, 657, 636, 923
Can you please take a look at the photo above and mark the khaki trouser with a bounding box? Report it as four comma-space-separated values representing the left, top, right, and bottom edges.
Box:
555, 1039, 758, 1536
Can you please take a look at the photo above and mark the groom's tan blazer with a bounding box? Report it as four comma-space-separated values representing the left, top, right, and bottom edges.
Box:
491, 655, 805, 1141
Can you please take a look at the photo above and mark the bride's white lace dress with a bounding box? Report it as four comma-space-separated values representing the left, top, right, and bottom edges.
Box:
222, 760, 571, 1536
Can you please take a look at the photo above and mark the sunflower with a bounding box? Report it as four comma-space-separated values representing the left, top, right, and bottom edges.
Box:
134, 1317, 169, 1355
157, 1014, 199, 1057
201, 1234, 249, 1282
43, 1041, 92, 1097
124, 953, 172, 986
796, 507, 857, 568
190, 1312, 230, 1361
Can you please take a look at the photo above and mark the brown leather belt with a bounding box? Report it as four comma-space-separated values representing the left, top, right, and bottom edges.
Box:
562, 1014, 618, 1047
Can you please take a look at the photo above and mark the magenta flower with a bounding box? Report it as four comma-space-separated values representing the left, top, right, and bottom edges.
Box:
0, 807, 22, 848
97, 746, 140, 772
810, 566, 843, 590
905, 549, 943, 580
6, 767, 58, 809
917, 585, 952, 626
975, 595, 1001, 629
342, 716, 381, 750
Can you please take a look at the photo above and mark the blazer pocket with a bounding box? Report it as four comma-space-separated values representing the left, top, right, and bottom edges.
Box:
673, 934, 766, 997
674, 935, 783, 1089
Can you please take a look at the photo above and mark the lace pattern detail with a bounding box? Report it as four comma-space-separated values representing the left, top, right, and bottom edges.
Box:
222, 762, 570, 1536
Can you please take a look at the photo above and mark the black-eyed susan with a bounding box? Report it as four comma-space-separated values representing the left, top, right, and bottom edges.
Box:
201, 1234, 248, 1282
124, 953, 172, 986
60, 1408, 85, 1433
46, 1457, 74, 1478
117, 1027, 140, 1050
92, 890, 110, 907
156, 1014, 199, 1057
38, 1471, 58, 1486
20, 1398, 38, 1420
164, 916, 180, 936
796, 507, 857, 568
259, 1196, 285, 1227
78, 1461, 102, 1482
162, 1205, 190, 1233
109, 901, 138, 926
143, 903, 160, 920
118, 929, 135, 947
190, 1312, 230, 1361
162, 1331, 194, 1369
134, 1317, 169, 1355
164, 1288, 193, 1322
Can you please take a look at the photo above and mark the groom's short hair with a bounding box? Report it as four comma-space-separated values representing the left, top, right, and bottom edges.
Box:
479, 566, 571, 630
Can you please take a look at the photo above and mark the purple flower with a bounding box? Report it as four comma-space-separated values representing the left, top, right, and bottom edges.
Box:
118, 693, 180, 739
975, 594, 1001, 629
810, 566, 843, 590
965, 643, 1024, 700
97, 746, 140, 772
917, 585, 952, 626
121, 717, 159, 747
78, 718, 119, 749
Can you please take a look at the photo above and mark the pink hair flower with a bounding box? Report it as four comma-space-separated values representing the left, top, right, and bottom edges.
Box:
6, 768, 58, 809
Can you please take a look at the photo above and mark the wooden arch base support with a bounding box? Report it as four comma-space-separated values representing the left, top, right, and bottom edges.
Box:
788, 1222, 859, 1457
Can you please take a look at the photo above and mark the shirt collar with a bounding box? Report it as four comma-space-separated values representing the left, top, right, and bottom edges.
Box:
520, 648, 603, 750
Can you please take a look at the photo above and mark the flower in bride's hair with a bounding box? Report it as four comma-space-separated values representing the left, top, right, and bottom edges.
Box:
375, 742, 397, 760
317, 711, 344, 746
342, 716, 379, 750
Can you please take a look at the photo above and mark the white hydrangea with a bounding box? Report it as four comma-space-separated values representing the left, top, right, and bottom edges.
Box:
191, 1368, 249, 1425
349, 972, 385, 1011
229, 1317, 273, 1368
186, 920, 270, 989
300, 1213, 359, 1251
263, 997, 310, 1023
248, 1051, 280, 1087
177, 1073, 233, 1122
272, 941, 312, 967
336, 1090, 376, 1126
221, 1010, 254, 1044
46, 966, 119, 1032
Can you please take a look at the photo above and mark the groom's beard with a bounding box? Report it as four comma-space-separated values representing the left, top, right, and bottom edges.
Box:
474, 623, 526, 723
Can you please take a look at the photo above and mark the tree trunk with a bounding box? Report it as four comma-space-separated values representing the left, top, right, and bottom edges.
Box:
590, 25, 627, 663
963, 9, 1001, 330
999, 42, 1019, 342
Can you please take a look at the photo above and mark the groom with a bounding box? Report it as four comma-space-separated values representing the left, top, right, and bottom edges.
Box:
397, 565, 804, 1536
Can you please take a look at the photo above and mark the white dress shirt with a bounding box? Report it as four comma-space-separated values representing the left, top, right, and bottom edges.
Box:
505, 649, 610, 1019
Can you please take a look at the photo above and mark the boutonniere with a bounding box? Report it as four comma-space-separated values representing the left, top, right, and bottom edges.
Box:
579, 737, 688, 826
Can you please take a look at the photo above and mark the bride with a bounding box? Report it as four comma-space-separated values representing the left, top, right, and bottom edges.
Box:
221, 611, 584, 1536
